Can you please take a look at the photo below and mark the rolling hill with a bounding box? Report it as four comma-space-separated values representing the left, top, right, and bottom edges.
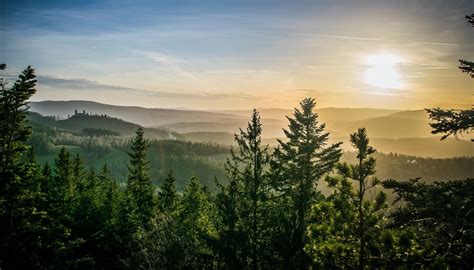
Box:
29, 100, 473, 158
30, 100, 244, 127
28, 111, 183, 140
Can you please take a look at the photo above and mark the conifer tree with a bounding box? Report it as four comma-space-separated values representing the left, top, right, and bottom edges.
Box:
72, 153, 86, 195
344, 128, 383, 269
159, 170, 178, 213
0, 65, 44, 267
98, 162, 118, 219
125, 127, 155, 229
215, 174, 244, 269
0, 65, 37, 175
271, 97, 342, 267
178, 174, 215, 267
306, 128, 387, 269
54, 147, 72, 204
426, 14, 474, 141
222, 109, 270, 269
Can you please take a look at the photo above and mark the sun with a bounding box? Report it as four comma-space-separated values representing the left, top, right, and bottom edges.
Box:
364, 53, 404, 89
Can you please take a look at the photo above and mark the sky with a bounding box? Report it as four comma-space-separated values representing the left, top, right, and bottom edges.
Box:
1, 0, 473, 110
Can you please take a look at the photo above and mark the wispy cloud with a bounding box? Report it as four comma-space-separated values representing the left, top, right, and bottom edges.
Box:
133, 50, 187, 65
38, 75, 260, 101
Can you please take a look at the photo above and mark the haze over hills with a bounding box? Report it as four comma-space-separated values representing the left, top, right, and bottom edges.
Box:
29, 100, 474, 158
30, 100, 244, 127
218, 107, 401, 123
26, 110, 473, 186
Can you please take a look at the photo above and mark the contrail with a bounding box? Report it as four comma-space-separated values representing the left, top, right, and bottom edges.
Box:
291, 32, 459, 46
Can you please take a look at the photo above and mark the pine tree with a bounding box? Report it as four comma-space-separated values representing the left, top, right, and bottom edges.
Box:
72, 153, 86, 195
178, 174, 215, 267
383, 178, 474, 268
0, 65, 42, 267
336, 128, 385, 269
215, 174, 244, 269
271, 97, 342, 267
53, 147, 72, 205
159, 169, 178, 213
98, 162, 118, 219
306, 128, 387, 269
458, 14, 474, 78
426, 14, 474, 141
0, 65, 37, 175
222, 109, 270, 269
125, 127, 155, 229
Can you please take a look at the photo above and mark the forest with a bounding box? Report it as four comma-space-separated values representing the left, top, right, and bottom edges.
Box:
1, 65, 473, 269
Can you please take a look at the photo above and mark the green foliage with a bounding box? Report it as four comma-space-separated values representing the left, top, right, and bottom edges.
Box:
158, 170, 178, 213
270, 97, 342, 267
2, 72, 473, 270
0, 65, 44, 267
426, 14, 474, 142
125, 127, 155, 229
383, 178, 474, 268
215, 109, 272, 269
306, 128, 387, 269
426, 108, 473, 140
135, 175, 216, 269
0, 65, 37, 174
82, 128, 120, 137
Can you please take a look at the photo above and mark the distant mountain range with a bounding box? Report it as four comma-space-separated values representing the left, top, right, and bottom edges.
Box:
29, 100, 473, 158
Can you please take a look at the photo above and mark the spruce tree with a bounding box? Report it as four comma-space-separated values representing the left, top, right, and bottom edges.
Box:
426, 14, 474, 141
178, 174, 215, 267
54, 147, 72, 205
271, 97, 342, 267
159, 169, 178, 213
98, 162, 118, 219
0, 65, 44, 267
215, 174, 244, 269
337, 128, 385, 269
222, 109, 270, 269
0, 65, 37, 175
306, 128, 387, 269
125, 127, 155, 229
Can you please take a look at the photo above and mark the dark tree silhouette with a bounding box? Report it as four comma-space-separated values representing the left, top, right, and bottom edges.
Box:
426, 108, 473, 140
426, 14, 474, 141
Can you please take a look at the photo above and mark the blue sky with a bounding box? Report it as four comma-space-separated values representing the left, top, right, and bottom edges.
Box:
1, 0, 473, 109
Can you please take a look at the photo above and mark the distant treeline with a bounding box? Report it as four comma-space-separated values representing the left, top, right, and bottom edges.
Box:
27, 119, 474, 189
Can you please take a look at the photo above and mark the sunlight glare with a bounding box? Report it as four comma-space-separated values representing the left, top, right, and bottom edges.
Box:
364, 53, 404, 89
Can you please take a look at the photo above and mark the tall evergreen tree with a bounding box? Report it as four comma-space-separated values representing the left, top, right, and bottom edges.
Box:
125, 127, 155, 229
53, 147, 72, 206
220, 109, 270, 269
158, 170, 178, 213
337, 128, 385, 269
98, 162, 118, 219
306, 128, 387, 269
0, 65, 37, 175
215, 174, 244, 269
0, 65, 41, 267
271, 97, 342, 267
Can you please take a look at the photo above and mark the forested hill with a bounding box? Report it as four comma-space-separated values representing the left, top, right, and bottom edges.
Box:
27, 114, 473, 190
30, 100, 243, 126
27, 110, 473, 189
28, 111, 183, 139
